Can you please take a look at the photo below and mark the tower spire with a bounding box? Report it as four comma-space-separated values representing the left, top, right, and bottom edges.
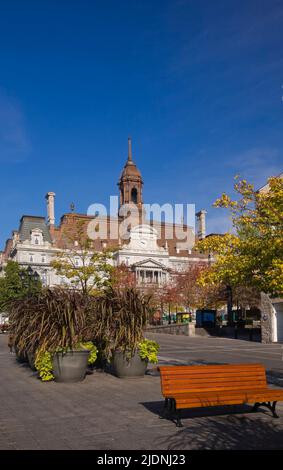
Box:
128, 136, 132, 163
119, 136, 143, 210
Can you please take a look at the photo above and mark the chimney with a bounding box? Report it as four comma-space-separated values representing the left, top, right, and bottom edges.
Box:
196, 210, 207, 240
45, 192, 56, 226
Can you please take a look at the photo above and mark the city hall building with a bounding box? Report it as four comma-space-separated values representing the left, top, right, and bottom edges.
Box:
0, 139, 208, 288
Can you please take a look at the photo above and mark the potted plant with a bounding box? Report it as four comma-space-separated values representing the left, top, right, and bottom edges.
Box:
51, 341, 98, 383
113, 338, 159, 378
8, 288, 99, 383
35, 341, 98, 382
96, 287, 160, 378
8, 295, 39, 365
27, 351, 37, 371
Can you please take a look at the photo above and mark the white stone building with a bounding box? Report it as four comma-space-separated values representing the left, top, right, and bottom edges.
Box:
0, 139, 209, 288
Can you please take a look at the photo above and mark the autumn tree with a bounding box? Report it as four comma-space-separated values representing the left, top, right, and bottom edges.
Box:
158, 282, 182, 323
51, 219, 114, 296
197, 176, 283, 298
110, 263, 137, 289
174, 264, 227, 312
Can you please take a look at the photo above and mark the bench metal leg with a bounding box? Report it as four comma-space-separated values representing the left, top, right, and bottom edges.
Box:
159, 398, 169, 419
160, 397, 173, 419
172, 399, 183, 428
160, 398, 184, 427
175, 409, 183, 428
251, 401, 279, 418
163, 398, 169, 413
251, 402, 260, 413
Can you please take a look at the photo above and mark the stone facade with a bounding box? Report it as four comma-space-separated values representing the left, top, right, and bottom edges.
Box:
0, 139, 209, 287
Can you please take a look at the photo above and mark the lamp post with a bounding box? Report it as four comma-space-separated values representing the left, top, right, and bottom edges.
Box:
20, 266, 40, 293
226, 285, 233, 325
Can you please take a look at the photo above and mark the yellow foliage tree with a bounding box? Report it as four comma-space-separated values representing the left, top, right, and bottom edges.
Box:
51, 219, 114, 296
197, 176, 283, 297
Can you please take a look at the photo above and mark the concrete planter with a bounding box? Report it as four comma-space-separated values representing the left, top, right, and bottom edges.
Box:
15, 347, 28, 364
27, 351, 37, 371
112, 350, 148, 378
52, 350, 90, 383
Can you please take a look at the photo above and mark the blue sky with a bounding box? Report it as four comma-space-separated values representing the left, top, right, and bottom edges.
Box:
0, 0, 283, 247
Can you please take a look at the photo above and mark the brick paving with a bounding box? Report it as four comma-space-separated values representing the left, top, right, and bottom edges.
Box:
1, 333, 283, 450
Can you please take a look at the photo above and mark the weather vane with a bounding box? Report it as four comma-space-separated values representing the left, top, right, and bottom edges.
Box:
70, 202, 75, 212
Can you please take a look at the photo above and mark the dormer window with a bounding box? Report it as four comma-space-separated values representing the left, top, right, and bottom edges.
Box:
31, 229, 43, 246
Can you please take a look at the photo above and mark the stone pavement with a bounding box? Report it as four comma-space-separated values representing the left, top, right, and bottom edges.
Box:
1, 333, 283, 450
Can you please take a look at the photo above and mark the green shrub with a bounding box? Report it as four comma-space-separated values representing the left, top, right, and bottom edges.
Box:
138, 339, 159, 364
80, 341, 98, 365
35, 350, 54, 382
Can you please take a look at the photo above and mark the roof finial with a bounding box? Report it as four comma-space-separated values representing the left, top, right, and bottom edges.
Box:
128, 136, 132, 162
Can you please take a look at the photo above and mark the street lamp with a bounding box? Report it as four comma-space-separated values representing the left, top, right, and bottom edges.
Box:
225, 285, 233, 325
33, 271, 40, 283
19, 269, 26, 283
20, 266, 40, 293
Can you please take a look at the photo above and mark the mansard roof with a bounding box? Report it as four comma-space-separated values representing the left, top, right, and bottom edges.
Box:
19, 216, 52, 243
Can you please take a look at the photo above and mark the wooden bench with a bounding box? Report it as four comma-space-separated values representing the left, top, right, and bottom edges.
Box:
158, 363, 283, 427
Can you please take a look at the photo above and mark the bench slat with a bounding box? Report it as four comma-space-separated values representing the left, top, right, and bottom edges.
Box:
162, 373, 266, 381
159, 363, 263, 371
160, 368, 265, 376
162, 376, 267, 384
174, 389, 283, 400
163, 387, 270, 397
175, 390, 283, 408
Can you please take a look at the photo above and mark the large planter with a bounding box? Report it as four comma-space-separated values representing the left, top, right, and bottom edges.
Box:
15, 347, 28, 364
52, 350, 90, 383
112, 350, 148, 378
27, 352, 37, 371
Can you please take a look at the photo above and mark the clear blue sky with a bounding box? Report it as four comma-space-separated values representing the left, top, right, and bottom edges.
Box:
0, 0, 282, 247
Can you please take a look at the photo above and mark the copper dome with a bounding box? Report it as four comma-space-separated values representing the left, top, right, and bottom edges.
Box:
119, 137, 142, 181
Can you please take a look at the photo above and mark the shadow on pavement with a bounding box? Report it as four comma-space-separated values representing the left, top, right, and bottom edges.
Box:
155, 414, 283, 450
141, 400, 283, 449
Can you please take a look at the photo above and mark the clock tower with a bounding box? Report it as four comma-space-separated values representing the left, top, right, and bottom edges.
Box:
118, 138, 145, 228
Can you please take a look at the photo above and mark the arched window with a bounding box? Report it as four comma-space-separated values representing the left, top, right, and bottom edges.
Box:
131, 187, 138, 204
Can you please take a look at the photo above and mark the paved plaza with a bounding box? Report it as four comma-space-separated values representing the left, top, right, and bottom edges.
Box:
1, 333, 283, 450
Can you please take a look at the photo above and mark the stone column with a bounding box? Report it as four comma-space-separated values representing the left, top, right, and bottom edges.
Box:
196, 210, 207, 240
45, 192, 56, 226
